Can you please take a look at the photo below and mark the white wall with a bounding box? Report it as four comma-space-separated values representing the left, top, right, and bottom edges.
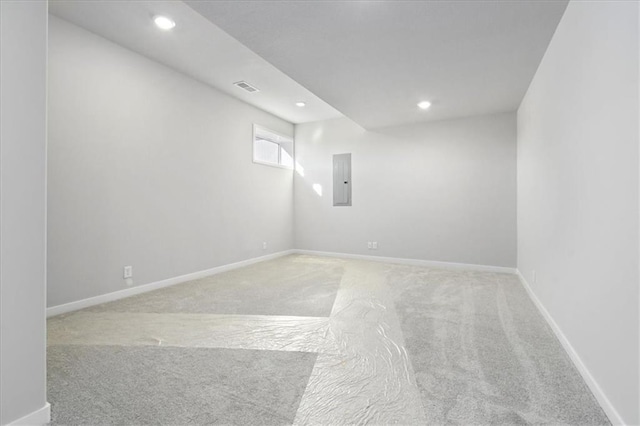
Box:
517, 1, 639, 424
47, 16, 294, 308
294, 112, 516, 267
0, 1, 49, 424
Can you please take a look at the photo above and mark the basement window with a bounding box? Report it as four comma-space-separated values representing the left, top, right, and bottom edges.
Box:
253, 125, 294, 169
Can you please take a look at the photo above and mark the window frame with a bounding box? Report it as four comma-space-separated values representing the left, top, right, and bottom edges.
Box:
252, 124, 294, 170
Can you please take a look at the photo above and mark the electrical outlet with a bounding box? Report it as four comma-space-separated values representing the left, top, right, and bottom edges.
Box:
532, 270, 537, 284
123, 265, 133, 279
262, 242, 267, 250
372, 242, 378, 250
367, 242, 372, 249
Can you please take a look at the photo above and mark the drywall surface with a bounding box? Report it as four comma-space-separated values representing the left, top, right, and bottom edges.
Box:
517, 1, 639, 424
0, 1, 48, 424
47, 16, 294, 308
294, 113, 516, 267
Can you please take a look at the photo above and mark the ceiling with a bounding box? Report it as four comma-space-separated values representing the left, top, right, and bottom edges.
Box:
187, 0, 568, 129
50, 0, 568, 129
48, 0, 343, 124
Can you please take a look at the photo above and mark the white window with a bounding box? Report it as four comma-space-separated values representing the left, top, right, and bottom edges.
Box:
253, 125, 294, 169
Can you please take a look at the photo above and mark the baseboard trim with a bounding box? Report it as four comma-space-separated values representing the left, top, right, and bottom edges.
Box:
294, 249, 516, 274
516, 271, 625, 426
47, 250, 295, 318
8, 402, 50, 426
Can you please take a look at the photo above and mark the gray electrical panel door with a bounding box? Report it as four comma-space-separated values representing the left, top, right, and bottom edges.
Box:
333, 153, 351, 206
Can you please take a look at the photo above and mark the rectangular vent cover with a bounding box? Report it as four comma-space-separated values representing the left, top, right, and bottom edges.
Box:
233, 81, 259, 93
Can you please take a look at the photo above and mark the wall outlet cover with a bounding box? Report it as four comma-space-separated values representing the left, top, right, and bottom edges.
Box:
123, 265, 133, 279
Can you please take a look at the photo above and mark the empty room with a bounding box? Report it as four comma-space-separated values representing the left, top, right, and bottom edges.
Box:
1, 0, 639, 425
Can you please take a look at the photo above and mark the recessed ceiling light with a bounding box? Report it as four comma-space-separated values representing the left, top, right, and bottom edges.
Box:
153, 15, 176, 31
417, 101, 431, 110
295, 102, 306, 107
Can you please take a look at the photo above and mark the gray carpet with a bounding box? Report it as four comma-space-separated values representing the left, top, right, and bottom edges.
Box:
47, 255, 611, 425
390, 266, 610, 425
48, 345, 317, 425
86, 256, 343, 317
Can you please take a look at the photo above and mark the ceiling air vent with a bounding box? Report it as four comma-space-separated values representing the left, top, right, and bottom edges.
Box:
233, 80, 260, 93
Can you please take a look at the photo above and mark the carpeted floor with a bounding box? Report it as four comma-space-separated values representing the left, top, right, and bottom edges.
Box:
47, 254, 610, 425
84, 257, 344, 317
391, 267, 608, 425
48, 345, 316, 425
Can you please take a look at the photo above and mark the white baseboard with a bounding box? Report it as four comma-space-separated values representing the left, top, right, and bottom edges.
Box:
294, 249, 516, 274
8, 402, 50, 426
516, 271, 625, 426
47, 250, 295, 318
47, 249, 513, 317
